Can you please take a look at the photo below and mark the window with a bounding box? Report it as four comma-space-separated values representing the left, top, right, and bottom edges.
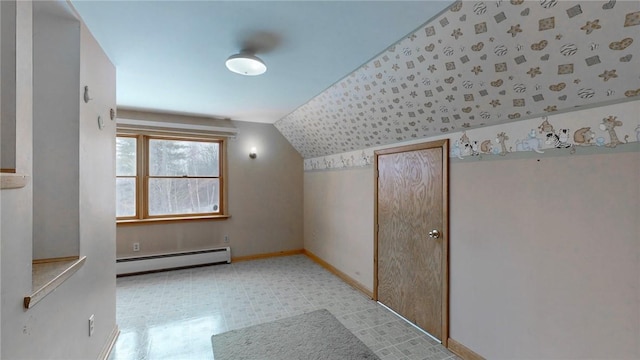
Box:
116, 134, 226, 222
116, 136, 137, 217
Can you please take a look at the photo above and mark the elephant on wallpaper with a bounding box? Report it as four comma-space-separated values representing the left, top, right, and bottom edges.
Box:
515, 129, 544, 154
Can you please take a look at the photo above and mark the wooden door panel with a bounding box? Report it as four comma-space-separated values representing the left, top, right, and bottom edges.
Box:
377, 152, 415, 321
411, 148, 443, 338
375, 141, 447, 342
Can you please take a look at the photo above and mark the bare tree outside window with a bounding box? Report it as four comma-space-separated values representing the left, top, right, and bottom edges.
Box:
116, 136, 137, 217
116, 135, 223, 220
147, 139, 220, 216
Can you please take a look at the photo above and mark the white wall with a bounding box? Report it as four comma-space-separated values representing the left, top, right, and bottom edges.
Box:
303, 100, 640, 359
1, 0, 16, 171
1, 1, 34, 358
77, 16, 118, 357
32, 1, 81, 259
0, 0, 3, 353
0, 3, 30, 359
1, 2, 117, 358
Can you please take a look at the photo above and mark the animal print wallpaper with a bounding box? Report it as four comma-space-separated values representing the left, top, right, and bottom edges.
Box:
275, 0, 640, 159
302, 100, 639, 171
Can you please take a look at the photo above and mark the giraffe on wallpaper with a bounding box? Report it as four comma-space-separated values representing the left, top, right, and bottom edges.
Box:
600, 116, 629, 147
496, 132, 510, 156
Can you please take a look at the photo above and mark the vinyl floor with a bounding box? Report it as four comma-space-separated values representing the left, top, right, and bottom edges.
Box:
109, 254, 460, 360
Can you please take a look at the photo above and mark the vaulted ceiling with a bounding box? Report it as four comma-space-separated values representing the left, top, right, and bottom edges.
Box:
71, 0, 451, 124
275, 0, 640, 158
73, 1, 639, 160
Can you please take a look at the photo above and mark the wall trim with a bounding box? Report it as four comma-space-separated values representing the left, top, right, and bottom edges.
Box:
98, 326, 120, 360
303, 249, 373, 299
232, 249, 304, 263
448, 338, 485, 360
230, 249, 374, 299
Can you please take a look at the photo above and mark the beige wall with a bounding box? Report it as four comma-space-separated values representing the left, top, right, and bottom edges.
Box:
304, 167, 374, 291
117, 120, 304, 258
449, 150, 639, 359
1, 2, 118, 358
305, 149, 639, 359
303, 101, 640, 358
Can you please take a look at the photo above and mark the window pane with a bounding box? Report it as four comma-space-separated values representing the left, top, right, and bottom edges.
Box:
149, 139, 219, 177
116, 178, 136, 217
116, 137, 137, 176
148, 178, 220, 216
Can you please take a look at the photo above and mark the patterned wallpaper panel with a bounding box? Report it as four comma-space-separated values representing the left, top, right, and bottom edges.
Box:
275, 0, 640, 159
303, 100, 640, 171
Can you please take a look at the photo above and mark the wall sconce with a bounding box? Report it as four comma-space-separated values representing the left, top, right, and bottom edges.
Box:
249, 147, 257, 159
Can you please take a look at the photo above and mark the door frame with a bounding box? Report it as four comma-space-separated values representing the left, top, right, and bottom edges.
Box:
373, 139, 449, 347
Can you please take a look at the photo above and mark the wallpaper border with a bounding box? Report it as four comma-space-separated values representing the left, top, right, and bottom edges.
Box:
304, 100, 640, 171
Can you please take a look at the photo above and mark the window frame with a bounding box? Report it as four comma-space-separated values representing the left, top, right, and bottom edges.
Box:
116, 132, 229, 224
115, 134, 140, 220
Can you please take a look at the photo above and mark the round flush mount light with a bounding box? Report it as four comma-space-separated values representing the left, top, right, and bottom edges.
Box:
225, 53, 267, 76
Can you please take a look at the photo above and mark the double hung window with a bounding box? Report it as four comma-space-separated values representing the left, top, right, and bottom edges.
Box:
116, 134, 225, 221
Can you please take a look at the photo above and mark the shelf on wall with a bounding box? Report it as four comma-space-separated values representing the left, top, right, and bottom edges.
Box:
24, 256, 86, 309
1, 172, 29, 189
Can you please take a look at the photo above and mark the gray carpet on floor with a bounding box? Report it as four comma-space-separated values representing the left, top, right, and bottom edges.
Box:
211, 309, 381, 360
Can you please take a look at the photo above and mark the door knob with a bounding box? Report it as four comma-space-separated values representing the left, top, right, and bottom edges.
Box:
428, 229, 441, 239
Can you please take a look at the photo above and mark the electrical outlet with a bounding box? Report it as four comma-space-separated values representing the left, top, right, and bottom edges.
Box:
133, 242, 140, 252
224, 235, 229, 243
88, 315, 95, 337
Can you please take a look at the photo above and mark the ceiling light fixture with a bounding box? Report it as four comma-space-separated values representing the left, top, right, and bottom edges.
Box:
225, 52, 267, 76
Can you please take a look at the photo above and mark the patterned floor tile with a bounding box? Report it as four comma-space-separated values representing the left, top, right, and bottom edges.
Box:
109, 255, 459, 360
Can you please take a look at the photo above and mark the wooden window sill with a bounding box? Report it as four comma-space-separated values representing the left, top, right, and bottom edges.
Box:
117, 214, 231, 226
1, 172, 29, 189
24, 256, 86, 309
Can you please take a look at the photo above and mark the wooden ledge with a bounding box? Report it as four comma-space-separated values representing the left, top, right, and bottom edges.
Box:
117, 214, 231, 225
448, 338, 485, 360
232, 249, 304, 263
1, 172, 29, 189
25, 256, 86, 309
303, 249, 373, 299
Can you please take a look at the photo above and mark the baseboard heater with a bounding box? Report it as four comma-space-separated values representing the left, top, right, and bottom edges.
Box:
116, 247, 231, 275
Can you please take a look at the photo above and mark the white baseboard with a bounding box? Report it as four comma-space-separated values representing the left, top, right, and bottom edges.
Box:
98, 325, 120, 360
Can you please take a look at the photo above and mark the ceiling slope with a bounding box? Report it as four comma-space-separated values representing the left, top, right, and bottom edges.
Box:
275, 0, 640, 159
70, 1, 451, 124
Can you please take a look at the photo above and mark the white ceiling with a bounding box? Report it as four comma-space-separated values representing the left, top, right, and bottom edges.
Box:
71, 0, 452, 124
